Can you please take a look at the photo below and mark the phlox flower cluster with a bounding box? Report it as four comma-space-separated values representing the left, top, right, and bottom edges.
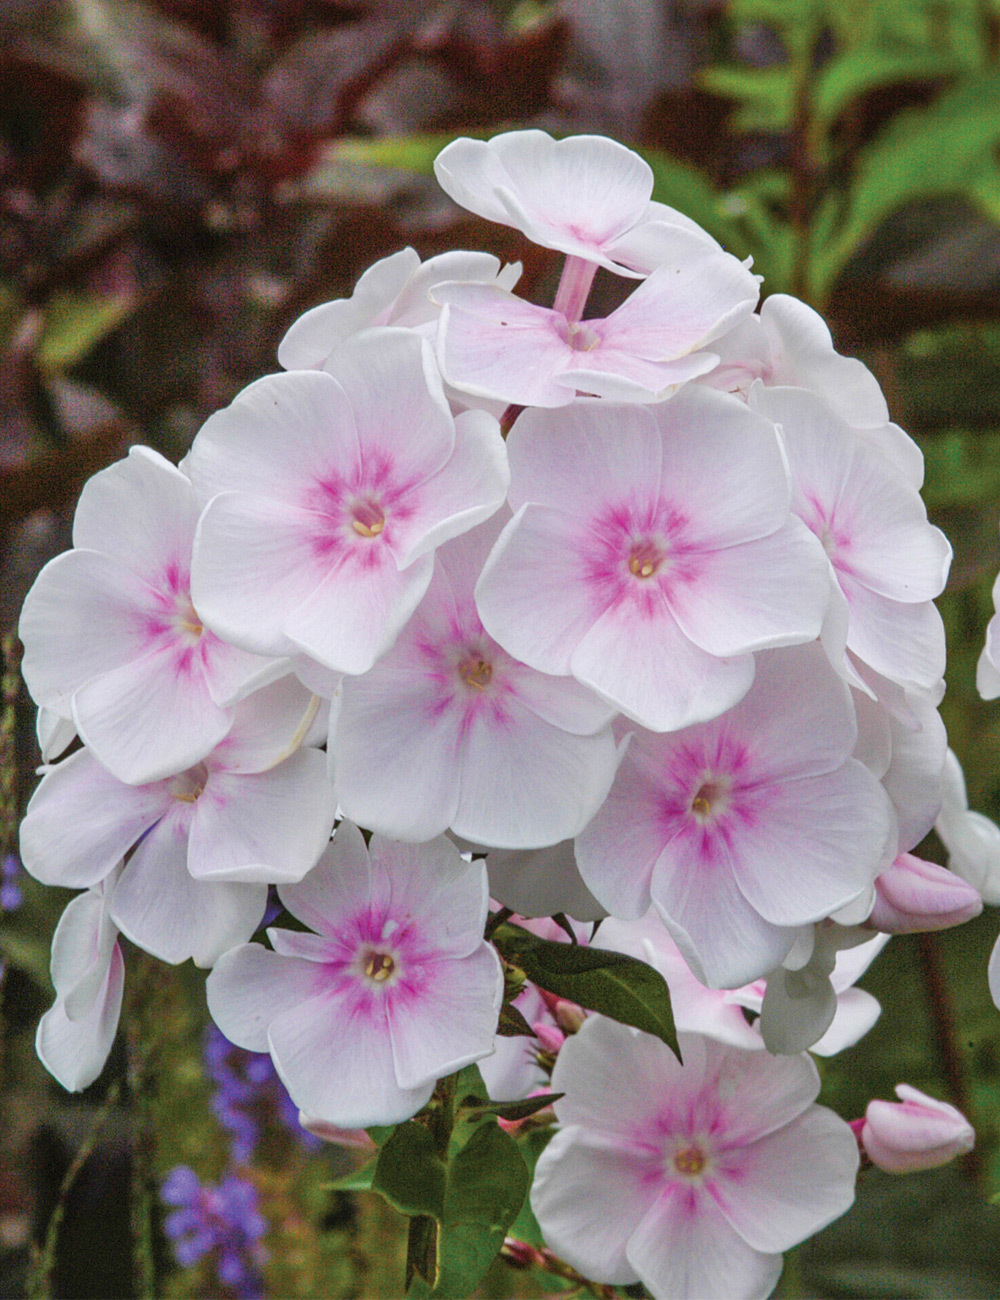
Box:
18, 128, 1000, 1299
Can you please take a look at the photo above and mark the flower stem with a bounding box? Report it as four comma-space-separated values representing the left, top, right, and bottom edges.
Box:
404, 1073, 458, 1289
552, 255, 599, 323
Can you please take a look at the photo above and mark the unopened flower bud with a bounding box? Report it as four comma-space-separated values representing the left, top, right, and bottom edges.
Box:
533, 1022, 565, 1054
501, 1237, 542, 1270
868, 854, 983, 934
297, 1113, 377, 1153
503, 962, 527, 1002
552, 998, 585, 1035
861, 1084, 974, 1173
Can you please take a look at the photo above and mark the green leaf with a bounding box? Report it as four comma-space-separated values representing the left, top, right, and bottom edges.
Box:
372, 1122, 446, 1220
463, 1093, 562, 1124
37, 290, 135, 371
698, 64, 796, 132
320, 1158, 378, 1193
811, 47, 961, 129
497, 1001, 535, 1037
432, 1122, 530, 1298
492, 922, 679, 1059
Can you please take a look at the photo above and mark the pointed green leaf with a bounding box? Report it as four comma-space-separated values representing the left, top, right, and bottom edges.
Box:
492, 922, 679, 1059
463, 1093, 563, 1124
320, 1158, 378, 1194
372, 1122, 446, 1220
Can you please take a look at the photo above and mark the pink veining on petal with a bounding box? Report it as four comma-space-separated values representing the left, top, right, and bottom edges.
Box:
798, 490, 857, 579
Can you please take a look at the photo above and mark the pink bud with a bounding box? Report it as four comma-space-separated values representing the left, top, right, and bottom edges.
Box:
552, 998, 586, 1034
297, 1112, 377, 1153
861, 1084, 974, 1173
533, 1022, 566, 1054
868, 854, 982, 934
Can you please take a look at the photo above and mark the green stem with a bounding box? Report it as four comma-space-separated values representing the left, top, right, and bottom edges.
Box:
404, 1074, 458, 1290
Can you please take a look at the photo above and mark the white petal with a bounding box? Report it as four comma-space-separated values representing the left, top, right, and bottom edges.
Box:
36, 943, 124, 1092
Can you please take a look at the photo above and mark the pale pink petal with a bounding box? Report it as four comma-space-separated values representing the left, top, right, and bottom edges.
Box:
452, 701, 621, 849
475, 506, 603, 676
840, 580, 946, 688
389, 408, 509, 567
268, 992, 433, 1127
187, 751, 335, 883
666, 521, 829, 657
36, 943, 124, 1092
277, 248, 421, 368
323, 329, 454, 489
48, 881, 119, 1008
559, 350, 720, 401
207, 945, 331, 1051
550, 1014, 690, 1137
729, 762, 891, 928
626, 1185, 783, 1300
392, 250, 520, 325
210, 675, 322, 773
72, 645, 232, 785
20, 748, 169, 888
650, 834, 797, 987
72, 446, 200, 575
284, 550, 434, 676
111, 820, 266, 966
191, 494, 333, 658
434, 131, 653, 273
812, 987, 882, 1055
200, 641, 291, 711
187, 369, 362, 507
530, 1130, 651, 1285
332, 658, 462, 842
19, 549, 162, 713
387, 944, 503, 1088
693, 1035, 820, 1144
713, 1107, 858, 1251
599, 235, 758, 355
571, 598, 755, 732
276, 821, 383, 942
369, 836, 489, 959
477, 839, 607, 921
506, 401, 662, 515
36, 707, 76, 761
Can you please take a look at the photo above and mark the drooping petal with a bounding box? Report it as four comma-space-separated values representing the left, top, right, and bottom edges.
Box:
36, 943, 125, 1092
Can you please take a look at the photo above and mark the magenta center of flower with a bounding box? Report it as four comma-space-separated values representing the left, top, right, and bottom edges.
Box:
173, 592, 204, 645
170, 763, 209, 803
350, 498, 386, 539
672, 1143, 707, 1179
458, 655, 494, 691
689, 777, 730, 824
627, 539, 665, 580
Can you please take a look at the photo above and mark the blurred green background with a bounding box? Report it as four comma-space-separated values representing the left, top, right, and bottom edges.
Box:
3, 0, 1000, 1295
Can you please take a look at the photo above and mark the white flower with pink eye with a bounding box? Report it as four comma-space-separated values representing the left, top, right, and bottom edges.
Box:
206, 822, 504, 1128
277, 246, 521, 370
750, 384, 951, 691
36, 869, 125, 1092
531, 1018, 858, 1300
189, 328, 508, 677
432, 228, 759, 408
331, 514, 622, 848
475, 388, 830, 734
20, 677, 334, 967
576, 642, 894, 988
18, 447, 283, 786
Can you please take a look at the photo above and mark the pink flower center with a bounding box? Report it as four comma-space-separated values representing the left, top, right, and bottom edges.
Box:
689, 777, 730, 823
350, 498, 386, 539
170, 763, 209, 803
672, 1143, 707, 1179
458, 655, 494, 691
173, 592, 204, 645
628, 539, 664, 580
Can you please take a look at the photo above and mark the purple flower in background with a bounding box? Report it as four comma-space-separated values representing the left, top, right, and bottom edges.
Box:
204, 1025, 321, 1162
1, 854, 22, 911
161, 1166, 267, 1299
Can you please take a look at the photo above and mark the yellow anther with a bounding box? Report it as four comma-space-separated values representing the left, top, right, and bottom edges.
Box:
365, 952, 395, 982
673, 1146, 706, 1177
460, 657, 493, 690
352, 518, 384, 537
691, 795, 711, 817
